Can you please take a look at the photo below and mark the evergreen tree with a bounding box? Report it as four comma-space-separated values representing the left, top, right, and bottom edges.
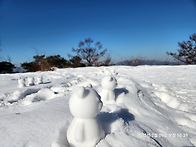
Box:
167, 33, 196, 64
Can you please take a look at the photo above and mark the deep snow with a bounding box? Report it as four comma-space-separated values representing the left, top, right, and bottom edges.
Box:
0, 65, 196, 147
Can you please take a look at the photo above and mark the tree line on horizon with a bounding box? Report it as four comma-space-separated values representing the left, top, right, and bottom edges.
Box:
21, 38, 111, 72
0, 38, 111, 73
0, 34, 196, 73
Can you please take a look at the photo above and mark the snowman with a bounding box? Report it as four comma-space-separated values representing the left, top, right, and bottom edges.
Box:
25, 77, 34, 86
100, 76, 117, 104
67, 87, 104, 147
18, 77, 25, 88
34, 76, 43, 85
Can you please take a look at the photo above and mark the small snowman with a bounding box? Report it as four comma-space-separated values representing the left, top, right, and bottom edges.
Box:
25, 77, 34, 86
34, 76, 43, 85
67, 87, 104, 147
100, 76, 117, 104
18, 77, 25, 88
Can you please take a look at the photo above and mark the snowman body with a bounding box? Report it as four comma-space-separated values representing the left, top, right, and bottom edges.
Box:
25, 77, 34, 86
67, 118, 104, 147
34, 76, 43, 85
18, 78, 25, 88
101, 76, 117, 104
67, 87, 104, 147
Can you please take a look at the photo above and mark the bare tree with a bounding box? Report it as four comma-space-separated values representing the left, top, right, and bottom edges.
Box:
167, 33, 196, 64
72, 38, 110, 66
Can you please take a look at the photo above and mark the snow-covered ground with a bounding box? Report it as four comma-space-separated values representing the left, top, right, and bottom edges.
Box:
0, 65, 196, 147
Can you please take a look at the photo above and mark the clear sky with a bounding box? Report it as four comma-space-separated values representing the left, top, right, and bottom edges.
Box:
0, 0, 196, 63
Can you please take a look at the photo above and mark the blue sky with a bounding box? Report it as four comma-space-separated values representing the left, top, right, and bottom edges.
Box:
0, 0, 196, 63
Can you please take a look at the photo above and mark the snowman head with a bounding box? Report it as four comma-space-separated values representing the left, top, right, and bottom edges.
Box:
101, 76, 117, 90
69, 87, 103, 118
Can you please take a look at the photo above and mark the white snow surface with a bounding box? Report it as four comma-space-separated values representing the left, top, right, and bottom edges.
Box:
0, 66, 196, 147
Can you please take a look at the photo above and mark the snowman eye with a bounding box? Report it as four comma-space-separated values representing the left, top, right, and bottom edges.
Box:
110, 77, 113, 81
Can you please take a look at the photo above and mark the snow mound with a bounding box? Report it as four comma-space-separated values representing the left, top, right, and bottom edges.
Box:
36, 88, 57, 101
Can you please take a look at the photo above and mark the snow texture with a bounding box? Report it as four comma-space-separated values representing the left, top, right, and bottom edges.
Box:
0, 65, 196, 147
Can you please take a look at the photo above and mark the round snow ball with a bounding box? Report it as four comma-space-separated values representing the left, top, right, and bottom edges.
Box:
7, 90, 23, 102
37, 88, 55, 100
22, 99, 33, 106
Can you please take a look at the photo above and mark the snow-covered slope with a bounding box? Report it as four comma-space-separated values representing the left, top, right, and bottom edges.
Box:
0, 66, 196, 147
